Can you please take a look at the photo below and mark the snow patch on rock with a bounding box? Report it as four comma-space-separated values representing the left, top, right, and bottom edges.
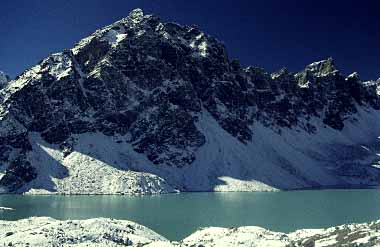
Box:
0, 207, 14, 211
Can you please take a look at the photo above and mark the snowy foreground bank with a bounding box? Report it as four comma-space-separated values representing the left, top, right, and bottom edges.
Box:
0, 217, 379, 246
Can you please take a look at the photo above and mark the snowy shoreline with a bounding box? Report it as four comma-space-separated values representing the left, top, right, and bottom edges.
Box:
0, 217, 379, 246
2, 184, 380, 196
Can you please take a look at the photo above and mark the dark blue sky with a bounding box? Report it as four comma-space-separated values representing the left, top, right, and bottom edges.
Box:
0, 0, 379, 80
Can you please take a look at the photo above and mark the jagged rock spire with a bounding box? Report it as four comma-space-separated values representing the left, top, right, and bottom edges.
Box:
304, 57, 338, 76
129, 8, 144, 19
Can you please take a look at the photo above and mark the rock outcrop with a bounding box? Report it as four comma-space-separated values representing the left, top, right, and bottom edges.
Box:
1, 9, 380, 194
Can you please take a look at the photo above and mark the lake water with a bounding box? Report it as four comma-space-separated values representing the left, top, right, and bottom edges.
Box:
1, 190, 380, 240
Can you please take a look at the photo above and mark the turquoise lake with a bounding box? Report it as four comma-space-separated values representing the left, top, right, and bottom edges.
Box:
1, 190, 380, 240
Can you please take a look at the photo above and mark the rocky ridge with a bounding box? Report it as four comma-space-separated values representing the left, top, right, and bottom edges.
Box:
1, 9, 380, 194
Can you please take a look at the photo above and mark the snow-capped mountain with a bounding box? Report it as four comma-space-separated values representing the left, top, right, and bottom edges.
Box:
1, 9, 380, 194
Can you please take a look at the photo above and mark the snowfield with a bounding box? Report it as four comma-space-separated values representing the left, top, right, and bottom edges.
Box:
21, 133, 178, 195
0, 217, 379, 246
9, 106, 380, 195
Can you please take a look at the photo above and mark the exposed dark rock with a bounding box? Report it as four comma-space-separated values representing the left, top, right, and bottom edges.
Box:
0, 157, 37, 191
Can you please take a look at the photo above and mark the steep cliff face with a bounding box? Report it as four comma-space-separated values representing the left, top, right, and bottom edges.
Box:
0, 9, 380, 194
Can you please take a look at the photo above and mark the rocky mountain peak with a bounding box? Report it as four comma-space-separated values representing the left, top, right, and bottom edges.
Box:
271, 67, 290, 79
128, 8, 144, 21
0, 9, 380, 194
347, 72, 359, 79
305, 57, 338, 77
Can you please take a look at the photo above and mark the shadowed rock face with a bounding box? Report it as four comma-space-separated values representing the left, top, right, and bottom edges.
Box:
0, 9, 380, 193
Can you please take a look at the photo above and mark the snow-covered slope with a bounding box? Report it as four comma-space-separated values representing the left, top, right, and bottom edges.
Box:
1, 217, 379, 246
183, 221, 380, 247
23, 132, 177, 195
0, 217, 168, 246
0, 9, 380, 194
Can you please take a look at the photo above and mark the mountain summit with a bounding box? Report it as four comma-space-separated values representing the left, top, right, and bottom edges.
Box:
0, 9, 380, 194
